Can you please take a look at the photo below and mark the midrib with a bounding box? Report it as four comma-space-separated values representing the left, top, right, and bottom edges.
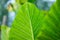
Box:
26, 4, 34, 40
29, 20, 34, 40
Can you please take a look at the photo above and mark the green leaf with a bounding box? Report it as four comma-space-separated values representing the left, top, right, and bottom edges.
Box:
36, 0, 60, 40
8, 0, 60, 40
9, 2, 42, 40
1, 26, 8, 40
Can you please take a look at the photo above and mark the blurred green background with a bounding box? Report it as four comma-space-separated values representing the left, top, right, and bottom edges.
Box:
0, 0, 56, 26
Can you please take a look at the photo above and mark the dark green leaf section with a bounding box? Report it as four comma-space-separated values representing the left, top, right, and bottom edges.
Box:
28, 0, 35, 3
37, 0, 60, 40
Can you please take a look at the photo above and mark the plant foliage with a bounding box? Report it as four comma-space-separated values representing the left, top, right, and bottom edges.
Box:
2, 0, 60, 40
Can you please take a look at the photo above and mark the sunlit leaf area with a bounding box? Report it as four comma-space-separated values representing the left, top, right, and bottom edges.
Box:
1, 0, 60, 40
